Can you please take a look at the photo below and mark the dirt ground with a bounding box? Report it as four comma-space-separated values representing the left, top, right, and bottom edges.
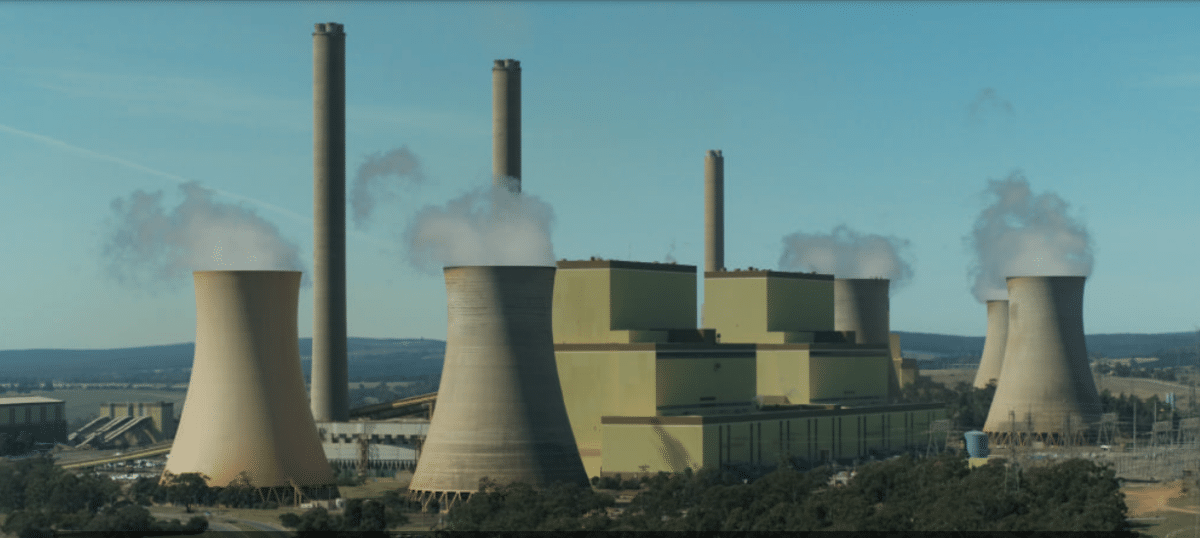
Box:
1125, 481, 1196, 517
1122, 480, 1200, 538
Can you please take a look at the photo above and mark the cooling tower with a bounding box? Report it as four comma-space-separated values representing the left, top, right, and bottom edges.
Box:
833, 278, 890, 344
704, 150, 724, 273
493, 59, 521, 193
166, 271, 336, 491
311, 22, 349, 422
983, 276, 1101, 445
409, 266, 588, 510
972, 300, 1008, 389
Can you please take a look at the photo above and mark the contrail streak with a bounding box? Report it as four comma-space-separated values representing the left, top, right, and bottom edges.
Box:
0, 122, 390, 247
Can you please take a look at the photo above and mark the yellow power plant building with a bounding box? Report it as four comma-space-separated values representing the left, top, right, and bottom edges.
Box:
552, 259, 944, 478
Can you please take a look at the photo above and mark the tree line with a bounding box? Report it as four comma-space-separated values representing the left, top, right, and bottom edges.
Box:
0, 456, 207, 537
434, 453, 1131, 533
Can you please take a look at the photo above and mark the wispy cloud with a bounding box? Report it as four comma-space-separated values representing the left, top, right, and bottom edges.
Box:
967, 88, 1015, 124
0, 122, 306, 224
0, 122, 390, 248
27, 69, 310, 132
25, 68, 488, 139
349, 103, 489, 139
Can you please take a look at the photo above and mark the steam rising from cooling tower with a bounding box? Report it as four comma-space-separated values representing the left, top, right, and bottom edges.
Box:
778, 225, 913, 293
973, 300, 1008, 389
967, 171, 1093, 302
403, 184, 555, 274
165, 271, 335, 493
982, 276, 1101, 444
409, 266, 588, 510
102, 181, 305, 289
351, 146, 425, 229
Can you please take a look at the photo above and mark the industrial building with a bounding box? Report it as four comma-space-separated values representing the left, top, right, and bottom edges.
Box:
552, 258, 943, 479
69, 401, 176, 449
288, 25, 945, 509
0, 396, 67, 447
317, 419, 427, 473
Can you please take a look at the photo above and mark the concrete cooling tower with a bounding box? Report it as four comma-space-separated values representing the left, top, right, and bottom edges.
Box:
973, 300, 1009, 389
311, 21, 349, 423
833, 278, 890, 345
493, 59, 521, 193
983, 276, 1102, 446
409, 266, 588, 511
165, 271, 336, 495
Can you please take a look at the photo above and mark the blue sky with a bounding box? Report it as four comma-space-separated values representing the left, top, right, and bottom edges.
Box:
2, 2, 1199, 350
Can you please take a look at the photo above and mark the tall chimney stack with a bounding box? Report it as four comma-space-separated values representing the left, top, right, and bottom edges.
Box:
704, 150, 724, 273
493, 59, 521, 193
311, 22, 348, 423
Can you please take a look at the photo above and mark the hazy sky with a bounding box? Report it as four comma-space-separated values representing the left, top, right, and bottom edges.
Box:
2, 2, 1199, 350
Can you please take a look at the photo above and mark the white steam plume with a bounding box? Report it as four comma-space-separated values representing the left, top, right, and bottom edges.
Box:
351, 146, 425, 229
778, 225, 914, 293
103, 181, 307, 289
966, 171, 1093, 301
403, 181, 555, 273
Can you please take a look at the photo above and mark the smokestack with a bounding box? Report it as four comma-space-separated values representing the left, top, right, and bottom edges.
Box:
983, 276, 1102, 445
311, 22, 348, 423
166, 271, 336, 494
704, 150, 724, 273
834, 278, 890, 345
973, 300, 1008, 389
493, 59, 521, 193
409, 266, 588, 511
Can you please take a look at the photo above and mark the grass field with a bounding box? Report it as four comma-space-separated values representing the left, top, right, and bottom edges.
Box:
922, 368, 1197, 404
1097, 376, 1196, 402
922, 368, 978, 387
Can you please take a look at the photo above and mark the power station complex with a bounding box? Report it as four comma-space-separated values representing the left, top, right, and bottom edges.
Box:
148, 21, 1108, 512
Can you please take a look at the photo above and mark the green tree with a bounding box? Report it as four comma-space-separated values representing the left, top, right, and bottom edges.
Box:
161, 472, 212, 512
442, 477, 615, 531
279, 506, 340, 536
128, 476, 165, 506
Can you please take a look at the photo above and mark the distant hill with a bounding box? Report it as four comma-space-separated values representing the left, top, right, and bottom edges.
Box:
0, 338, 446, 383
894, 330, 1200, 365
3, 331, 1196, 383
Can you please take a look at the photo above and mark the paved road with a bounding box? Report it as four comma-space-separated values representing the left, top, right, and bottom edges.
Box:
204, 516, 293, 537
228, 517, 292, 537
